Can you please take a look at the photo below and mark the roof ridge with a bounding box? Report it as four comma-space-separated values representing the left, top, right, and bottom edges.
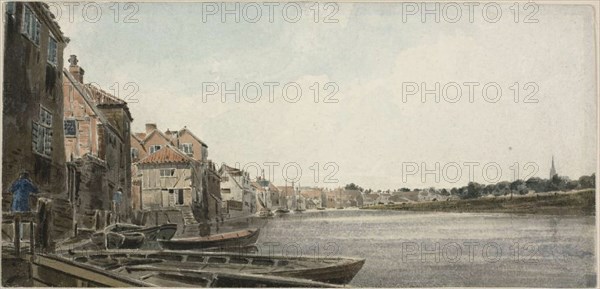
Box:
84, 83, 126, 105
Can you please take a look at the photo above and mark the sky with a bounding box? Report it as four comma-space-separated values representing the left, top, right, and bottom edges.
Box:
53, 2, 597, 190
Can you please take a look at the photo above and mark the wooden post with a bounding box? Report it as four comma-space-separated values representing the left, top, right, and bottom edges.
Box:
30, 220, 35, 255
14, 214, 21, 258
37, 199, 53, 253
155, 210, 159, 226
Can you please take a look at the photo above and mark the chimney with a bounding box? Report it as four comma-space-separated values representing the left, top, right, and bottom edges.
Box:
145, 123, 157, 134
68, 55, 85, 83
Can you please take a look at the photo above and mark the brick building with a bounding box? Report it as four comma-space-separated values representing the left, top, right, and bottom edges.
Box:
62, 56, 133, 227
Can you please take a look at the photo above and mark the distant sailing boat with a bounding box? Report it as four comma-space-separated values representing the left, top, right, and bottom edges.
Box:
274, 181, 290, 214
293, 182, 305, 213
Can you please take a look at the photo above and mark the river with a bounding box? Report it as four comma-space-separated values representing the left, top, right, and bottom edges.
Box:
246, 209, 596, 287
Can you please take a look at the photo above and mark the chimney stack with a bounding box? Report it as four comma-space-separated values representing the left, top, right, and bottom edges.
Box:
145, 123, 157, 134
68, 55, 84, 83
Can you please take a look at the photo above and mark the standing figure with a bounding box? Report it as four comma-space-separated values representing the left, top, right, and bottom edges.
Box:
113, 188, 123, 223
9, 171, 39, 212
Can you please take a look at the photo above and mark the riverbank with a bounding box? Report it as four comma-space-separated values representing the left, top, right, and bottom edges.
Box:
364, 189, 595, 215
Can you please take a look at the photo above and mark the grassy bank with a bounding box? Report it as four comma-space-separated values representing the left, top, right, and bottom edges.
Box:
364, 189, 595, 215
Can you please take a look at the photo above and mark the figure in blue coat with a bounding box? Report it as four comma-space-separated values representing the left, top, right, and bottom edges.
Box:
9, 171, 39, 212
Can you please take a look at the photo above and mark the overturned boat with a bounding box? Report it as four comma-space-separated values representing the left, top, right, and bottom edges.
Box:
58, 249, 365, 285
158, 229, 259, 250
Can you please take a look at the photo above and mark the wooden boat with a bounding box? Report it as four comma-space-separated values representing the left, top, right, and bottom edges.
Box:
31, 252, 342, 287
274, 208, 290, 214
257, 210, 274, 218
316, 207, 325, 210
60, 249, 365, 285
110, 223, 178, 241
91, 230, 145, 249
158, 228, 259, 250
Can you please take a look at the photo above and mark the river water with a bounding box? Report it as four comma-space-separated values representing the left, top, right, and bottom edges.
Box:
248, 209, 596, 287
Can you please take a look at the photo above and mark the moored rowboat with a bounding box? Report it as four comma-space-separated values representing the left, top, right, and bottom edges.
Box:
158, 228, 259, 250
63, 249, 365, 285
32, 252, 343, 287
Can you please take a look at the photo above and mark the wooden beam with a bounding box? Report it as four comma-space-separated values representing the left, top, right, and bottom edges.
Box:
14, 214, 20, 257
30, 220, 35, 255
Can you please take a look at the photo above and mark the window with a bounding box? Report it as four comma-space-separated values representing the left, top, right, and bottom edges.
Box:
33, 106, 52, 157
222, 188, 231, 194
47, 36, 57, 65
160, 168, 175, 177
64, 119, 77, 137
6, 2, 16, 15
131, 148, 139, 160
22, 5, 41, 45
221, 176, 229, 182
180, 143, 193, 156
149, 145, 162, 154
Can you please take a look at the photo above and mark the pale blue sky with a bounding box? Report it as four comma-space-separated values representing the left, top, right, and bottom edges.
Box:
56, 2, 597, 190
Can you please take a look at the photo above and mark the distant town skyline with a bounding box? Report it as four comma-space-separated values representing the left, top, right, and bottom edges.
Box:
56, 3, 597, 189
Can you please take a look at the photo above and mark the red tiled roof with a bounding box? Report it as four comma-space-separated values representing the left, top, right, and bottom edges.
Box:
134, 133, 147, 140
137, 145, 193, 165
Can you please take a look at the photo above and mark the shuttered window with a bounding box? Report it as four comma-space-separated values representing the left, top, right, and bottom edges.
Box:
33, 106, 53, 157
22, 5, 41, 45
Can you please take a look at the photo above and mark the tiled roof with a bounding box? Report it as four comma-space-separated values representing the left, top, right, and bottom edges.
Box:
178, 127, 207, 147
137, 145, 193, 165
222, 164, 243, 176
84, 84, 126, 105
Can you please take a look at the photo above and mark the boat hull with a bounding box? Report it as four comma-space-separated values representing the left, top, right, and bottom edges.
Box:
63, 249, 365, 285
31, 253, 341, 287
134, 223, 178, 241
158, 229, 259, 250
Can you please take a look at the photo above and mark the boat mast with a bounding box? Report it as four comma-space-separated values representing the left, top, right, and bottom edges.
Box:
292, 181, 296, 210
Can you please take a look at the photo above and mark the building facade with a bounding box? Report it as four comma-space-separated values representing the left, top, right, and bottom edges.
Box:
136, 146, 200, 209
3, 2, 72, 238
62, 56, 132, 225
131, 124, 221, 221
219, 165, 256, 217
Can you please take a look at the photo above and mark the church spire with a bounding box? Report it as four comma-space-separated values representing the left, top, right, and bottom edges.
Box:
549, 156, 557, 179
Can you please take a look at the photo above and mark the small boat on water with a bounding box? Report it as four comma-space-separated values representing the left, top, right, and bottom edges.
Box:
316, 207, 325, 210
158, 228, 260, 250
31, 252, 343, 287
274, 208, 290, 214
257, 210, 274, 218
56, 249, 365, 285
